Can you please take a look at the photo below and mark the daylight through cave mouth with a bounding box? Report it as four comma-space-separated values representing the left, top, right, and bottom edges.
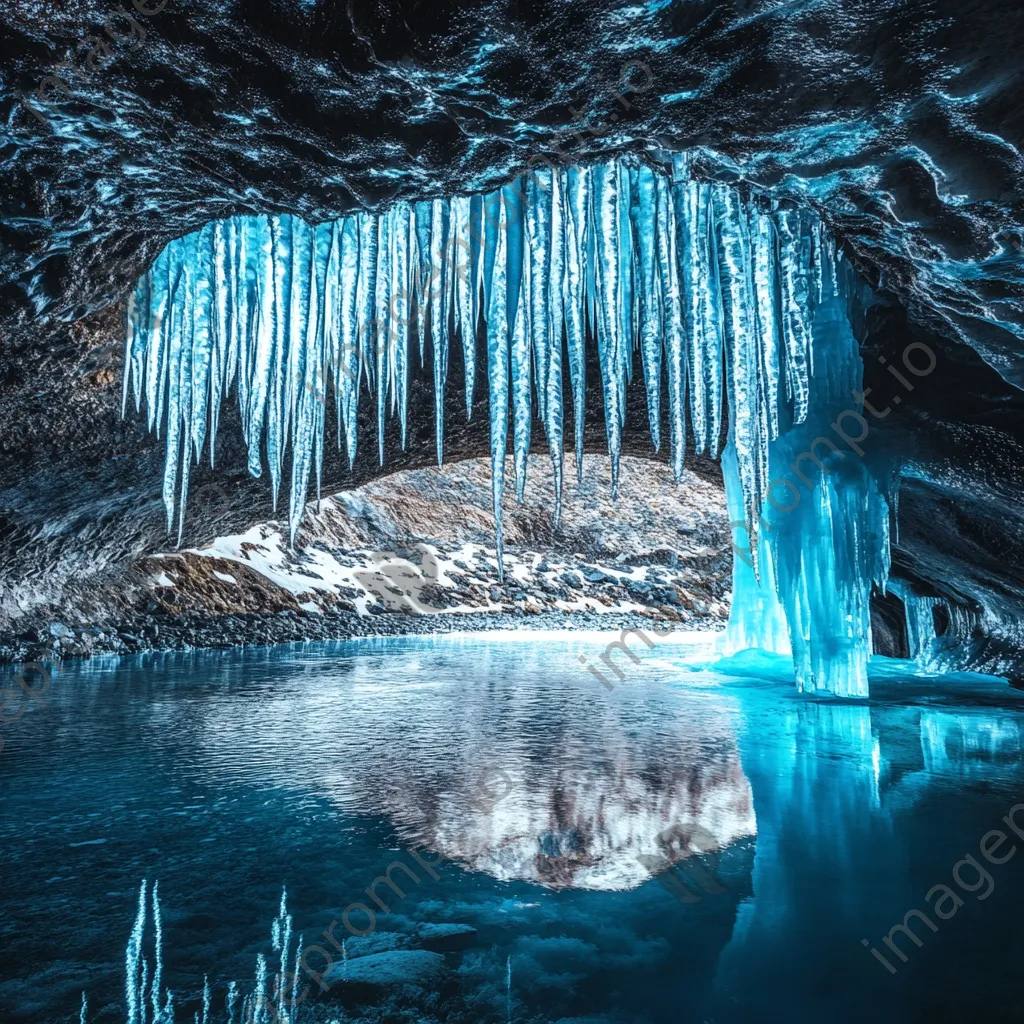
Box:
122, 150, 898, 698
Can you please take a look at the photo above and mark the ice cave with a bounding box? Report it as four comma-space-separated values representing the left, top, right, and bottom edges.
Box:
1, 2, 1023, 1023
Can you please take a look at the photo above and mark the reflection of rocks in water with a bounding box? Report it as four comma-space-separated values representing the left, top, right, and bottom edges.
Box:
336, 662, 758, 892
435, 748, 756, 891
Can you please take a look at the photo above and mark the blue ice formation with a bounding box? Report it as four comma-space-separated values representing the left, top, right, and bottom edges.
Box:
889, 582, 982, 675
122, 151, 890, 696
717, 229, 891, 698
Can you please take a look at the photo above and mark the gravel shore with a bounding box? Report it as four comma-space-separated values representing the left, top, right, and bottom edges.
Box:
0, 606, 726, 668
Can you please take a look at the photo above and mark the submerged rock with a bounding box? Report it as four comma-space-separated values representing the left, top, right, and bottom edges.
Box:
322, 949, 446, 993
343, 931, 408, 958
414, 922, 478, 952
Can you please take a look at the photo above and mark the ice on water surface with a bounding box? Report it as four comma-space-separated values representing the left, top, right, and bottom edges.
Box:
123, 151, 889, 696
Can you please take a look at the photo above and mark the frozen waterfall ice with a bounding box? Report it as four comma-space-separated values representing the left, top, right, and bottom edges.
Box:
122, 151, 890, 696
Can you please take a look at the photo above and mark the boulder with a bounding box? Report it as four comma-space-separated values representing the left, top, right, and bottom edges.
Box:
323, 949, 446, 994
415, 922, 478, 952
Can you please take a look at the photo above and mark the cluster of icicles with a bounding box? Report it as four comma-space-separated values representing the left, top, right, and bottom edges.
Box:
122, 152, 842, 575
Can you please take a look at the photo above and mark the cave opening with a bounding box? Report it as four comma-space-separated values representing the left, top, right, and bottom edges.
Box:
120, 153, 895, 697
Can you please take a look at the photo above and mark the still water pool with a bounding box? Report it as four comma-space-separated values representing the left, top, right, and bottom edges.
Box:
1, 632, 1022, 1023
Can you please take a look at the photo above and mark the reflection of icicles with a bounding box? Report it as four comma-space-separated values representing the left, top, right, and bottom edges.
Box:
920, 710, 1022, 777
79, 992, 87, 1024
506, 953, 512, 1024
226, 981, 239, 1024
107, 883, 303, 1024
126, 152, 885, 696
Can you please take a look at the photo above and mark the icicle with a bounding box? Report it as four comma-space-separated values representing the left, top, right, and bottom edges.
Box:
232, 218, 252, 429
246, 218, 274, 480
713, 185, 765, 549
526, 169, 551, 425
123, 272, 147, 417
615, 158, 635, 404
287, 222, 322, 543
811, 219, 825, 305
506, 179, 531, 501
339, 216, 361, 469
546, 168, 566, 524
774, 207, 811, 424
431, 198, 449, 464
471, 193, 487, 321
750, 204, 781, 443
633, 162, 662, 451
266, 215, 292, 513
209, 219, 230, 464
374, 210, 391, 464
689, 183, 725, 456
395, 204, 412, 449
564, 167, 589, 484
486, 190, 511, 579
356, 212, 378, 394
161, 256, 185, 534
142, 248, 169, 436
283, 217, 310, 459
451, 194, 476, 416
655, 173, 685, 480
592, 161, 624, 497
414, 201, 432, 365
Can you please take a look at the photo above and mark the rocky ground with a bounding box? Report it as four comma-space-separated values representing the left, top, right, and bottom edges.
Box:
0, 455, 731, 665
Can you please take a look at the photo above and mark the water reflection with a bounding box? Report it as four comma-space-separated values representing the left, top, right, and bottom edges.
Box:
1, 638, 1023, 1023
330, 648, 756, 891
708, 669, 1024, 1024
